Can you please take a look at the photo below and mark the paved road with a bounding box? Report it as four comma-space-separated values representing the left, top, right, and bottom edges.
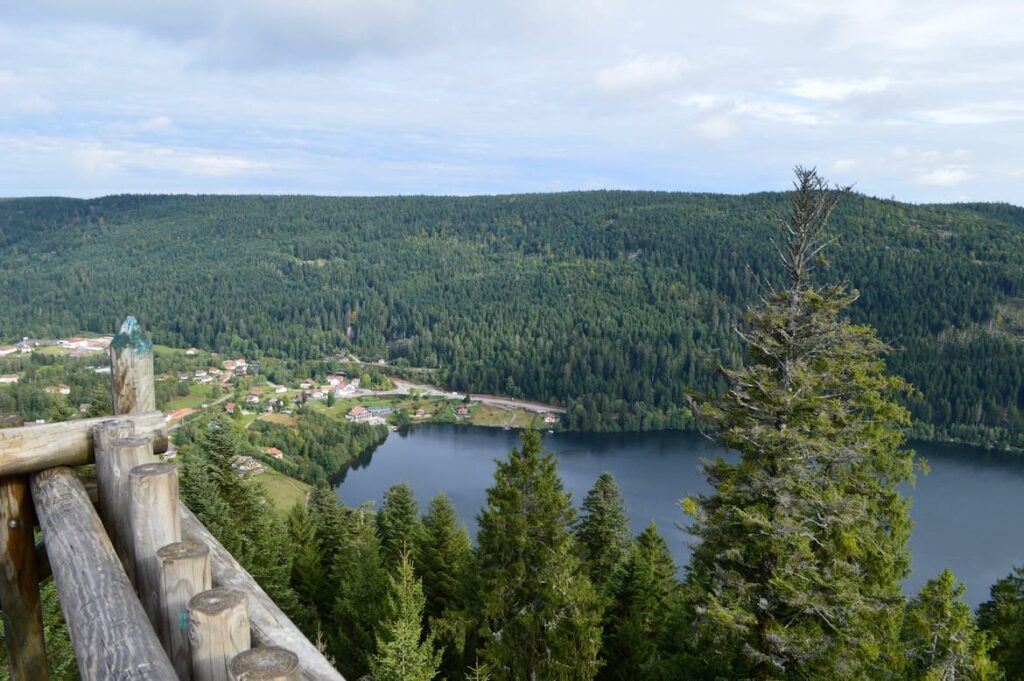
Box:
338, 355, 567, 414
386, 379, 566, 414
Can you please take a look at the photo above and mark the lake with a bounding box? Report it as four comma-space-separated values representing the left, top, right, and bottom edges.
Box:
335, 425, 1024, 607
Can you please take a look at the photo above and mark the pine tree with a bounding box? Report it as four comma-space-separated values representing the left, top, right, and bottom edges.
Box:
599, 523, 678, 681
416, 493, 473, 621
575, 472, 631, 593
287, 501, 324, 633
475, 430, 602, 681
331, 506, 390, 678
977, 566, 1024, 678
415, 493, 475, 678
370, 552, 443, 681
377, 483, 423, 570
178, 444, 239, 549
902, 569, 998, 680
684, 168, 917, 679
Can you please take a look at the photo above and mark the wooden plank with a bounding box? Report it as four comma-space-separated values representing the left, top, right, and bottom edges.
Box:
158, 541, 212, 680
189, 588, 250, 681
178, 504, 346, 681
131, 462, 182, 631
111, 316, 156, 416
0, 411, 167, 476
0, 475, 48, 681
230, 647, 301, 680
30, 466, 177, 681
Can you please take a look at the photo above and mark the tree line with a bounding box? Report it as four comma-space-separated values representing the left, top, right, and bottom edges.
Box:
1, 189, 1022, 448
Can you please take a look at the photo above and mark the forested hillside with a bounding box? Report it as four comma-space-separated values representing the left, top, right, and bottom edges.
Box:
2, 192, 1023, 446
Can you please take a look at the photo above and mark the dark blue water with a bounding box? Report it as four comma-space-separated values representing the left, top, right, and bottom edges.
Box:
335, 426, 1024, 607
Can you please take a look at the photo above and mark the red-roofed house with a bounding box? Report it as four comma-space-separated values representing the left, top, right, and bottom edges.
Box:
346, 405, 371, 422
265, 447, 284, 459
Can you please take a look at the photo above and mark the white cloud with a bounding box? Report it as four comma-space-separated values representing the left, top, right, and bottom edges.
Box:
831, 159, 857, 172
733, 100, 823, 126
786, 77, 892, 102
0, 70, 55, 114
918, 167, 973, 186
692, 116, 735, 141
596, 56, 689, 95
9, 136, 267, 179
138, 115, 173, 131
922, 102, 1024, 125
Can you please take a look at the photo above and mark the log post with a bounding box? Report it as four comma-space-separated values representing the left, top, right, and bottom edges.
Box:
189, 588, 251, 681
111, 316, 156, 416
94, 419, 136, 530
130, 462, 182, 630
30, 466, 177, 680
0, 474, 48, 681
158, 541, 212, 680
230, 647, 300, 681
106, 435, 157, 584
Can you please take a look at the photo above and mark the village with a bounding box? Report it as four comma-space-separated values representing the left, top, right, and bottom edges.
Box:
0, 334, 564, 482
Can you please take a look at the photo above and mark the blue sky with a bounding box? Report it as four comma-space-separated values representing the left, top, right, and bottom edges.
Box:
2, 0, 1023, 202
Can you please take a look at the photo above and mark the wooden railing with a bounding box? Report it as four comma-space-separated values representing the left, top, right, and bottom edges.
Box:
0, 318, 344, 681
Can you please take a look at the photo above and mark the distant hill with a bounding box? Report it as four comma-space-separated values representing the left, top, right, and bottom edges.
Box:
2, 192, 1022, 446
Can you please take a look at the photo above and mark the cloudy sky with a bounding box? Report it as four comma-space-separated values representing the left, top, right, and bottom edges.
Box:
2, 1, 1023, 202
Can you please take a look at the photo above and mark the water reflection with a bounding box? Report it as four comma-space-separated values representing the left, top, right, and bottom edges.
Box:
335, 426, 1024, 607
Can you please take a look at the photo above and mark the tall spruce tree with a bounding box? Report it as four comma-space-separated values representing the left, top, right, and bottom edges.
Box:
475, 430, 602, 681
599, 523, 678, 681
901, 569, 997, 680
415, 493, 475, 679
330, 506, 390, 678
416, 493, 473, 621
370, 552, 443, 681
683, 167, 916, 679
977, 566, 1024, 678
377, 483, 423, 570
575, 472, 631, 593
287, 501, 325, 634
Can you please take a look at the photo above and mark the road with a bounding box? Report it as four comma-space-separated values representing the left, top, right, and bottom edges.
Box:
385, 379, 566, 414
164, 375, 564, 433
337, 355, 567, 414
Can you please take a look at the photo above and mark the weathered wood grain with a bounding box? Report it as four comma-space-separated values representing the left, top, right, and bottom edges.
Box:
0, 474, 48, 681
94, 419, 138, 531
189, 588, 250, 681
179, 504, 346, 681
30, 466, 176, 681
0, 411, 166, 476
106, 436, 158, 584
111, 316, 157, 416
230, 647, 301, 681
158, 541, 213, 680
131, 462, 182, 631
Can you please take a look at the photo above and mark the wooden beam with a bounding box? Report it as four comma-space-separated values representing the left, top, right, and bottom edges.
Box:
0, 474, 48, 681
0, 411, 167, 477
111, 316, 156, 416
179, 504, 345, 681
31, 466, 177, 681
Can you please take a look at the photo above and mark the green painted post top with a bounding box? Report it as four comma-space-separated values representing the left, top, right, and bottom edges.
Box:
111, 316, 153, 354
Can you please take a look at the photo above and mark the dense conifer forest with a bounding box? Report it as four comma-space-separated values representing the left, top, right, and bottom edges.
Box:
2, 192, 1023, 447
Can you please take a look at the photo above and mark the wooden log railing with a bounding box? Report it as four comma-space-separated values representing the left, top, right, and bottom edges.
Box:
0, 317, 344, 681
